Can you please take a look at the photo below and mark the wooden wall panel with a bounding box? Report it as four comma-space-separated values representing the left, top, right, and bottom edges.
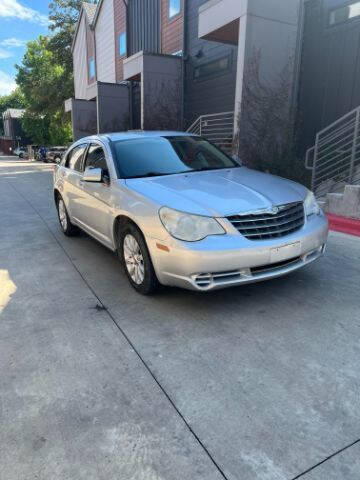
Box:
161, 0, 183, 54
114, 0, 127, 81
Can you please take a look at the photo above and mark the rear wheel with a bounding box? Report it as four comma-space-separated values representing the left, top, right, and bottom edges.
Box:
56, 196, 79, 236
119, 223, 159, 295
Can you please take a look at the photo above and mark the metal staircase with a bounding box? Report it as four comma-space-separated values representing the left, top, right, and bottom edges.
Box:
305, 106, 360, 198
187, 111, 234, 152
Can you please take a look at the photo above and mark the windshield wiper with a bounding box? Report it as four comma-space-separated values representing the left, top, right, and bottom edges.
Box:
192, 166, 239, 172
126, 172, 172, 179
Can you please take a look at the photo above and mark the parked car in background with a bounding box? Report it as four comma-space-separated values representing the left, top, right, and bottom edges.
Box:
53, 132, 329, 295
14, 147, 26, 158
47, 146, 67, 163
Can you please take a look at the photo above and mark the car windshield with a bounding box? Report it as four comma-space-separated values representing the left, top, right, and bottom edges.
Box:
112, 136, 239, 179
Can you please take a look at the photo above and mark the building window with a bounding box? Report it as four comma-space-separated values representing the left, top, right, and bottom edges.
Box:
119, 32, 126, 57
194, 55, 231, 81
89, 58, 95, 79
329, 1, 360, 26
169, 0, 181, 19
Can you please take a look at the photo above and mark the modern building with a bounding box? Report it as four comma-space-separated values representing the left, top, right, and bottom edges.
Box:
0, 108, 29, 154
67, 0, 360, 161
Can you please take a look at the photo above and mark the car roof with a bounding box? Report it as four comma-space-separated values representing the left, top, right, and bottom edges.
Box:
78, 131, 198, 143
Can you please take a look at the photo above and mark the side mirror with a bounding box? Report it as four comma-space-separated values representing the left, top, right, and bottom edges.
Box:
232, 154, 242, 166
83, 167, 103, 182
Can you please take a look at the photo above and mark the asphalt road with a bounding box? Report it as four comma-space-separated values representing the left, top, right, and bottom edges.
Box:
1, 156, 360, 480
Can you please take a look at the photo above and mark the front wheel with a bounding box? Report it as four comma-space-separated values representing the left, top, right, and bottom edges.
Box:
119, 224, 159, 295
56, 196, 79, 236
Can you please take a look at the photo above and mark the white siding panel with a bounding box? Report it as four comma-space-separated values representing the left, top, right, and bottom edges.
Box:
95, 0, 116, 83
73, 14, 88, 99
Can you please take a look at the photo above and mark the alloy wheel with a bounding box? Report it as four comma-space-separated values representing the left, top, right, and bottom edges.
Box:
58, 199, 68, 231
123, 234, 145, 285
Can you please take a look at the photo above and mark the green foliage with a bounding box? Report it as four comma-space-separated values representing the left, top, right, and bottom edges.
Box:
49, 0, 94, 32
13, 0, 98, 145
21, 112, 51, 145
0, 89, 25, 135
49, 111, 72, 145
16, 36, 73, 115
20, 110, 72, 146
48, 0, 96, 88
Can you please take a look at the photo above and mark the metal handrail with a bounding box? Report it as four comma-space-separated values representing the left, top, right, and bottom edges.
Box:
305, 106, 360, 196
187, 111, 234, 151
305, 146, 315, 170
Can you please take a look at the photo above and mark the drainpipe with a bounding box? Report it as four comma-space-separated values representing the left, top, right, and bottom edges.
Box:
181, 0, 188, 131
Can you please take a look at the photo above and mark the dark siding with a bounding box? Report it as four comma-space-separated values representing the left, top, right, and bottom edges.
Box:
128, 0, 160, 55
297, 0, 360, 152
184, 0, 238, 128
131, 82, 141, 129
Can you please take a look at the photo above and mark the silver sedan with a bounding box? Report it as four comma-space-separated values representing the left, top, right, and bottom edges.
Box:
53, 132, 328, 294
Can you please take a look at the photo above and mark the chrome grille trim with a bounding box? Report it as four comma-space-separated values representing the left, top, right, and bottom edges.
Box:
227, 202, 305, 240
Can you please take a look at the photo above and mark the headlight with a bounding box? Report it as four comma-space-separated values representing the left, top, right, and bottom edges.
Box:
159, 207, 225, 241
304, 190, 320, 216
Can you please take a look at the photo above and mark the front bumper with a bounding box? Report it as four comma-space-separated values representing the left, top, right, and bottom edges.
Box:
147, 213, 329, 291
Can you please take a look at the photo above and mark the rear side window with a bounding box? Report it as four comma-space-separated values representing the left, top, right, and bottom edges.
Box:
84, 144, 109, 177
66, 144, 87, 172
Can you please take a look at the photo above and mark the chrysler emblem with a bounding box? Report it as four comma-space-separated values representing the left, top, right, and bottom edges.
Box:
270, 206, 279, 214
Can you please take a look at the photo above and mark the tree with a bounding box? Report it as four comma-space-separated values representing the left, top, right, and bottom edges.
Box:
20, 112, 51, 145
15, 0, 97, 145
16, 36, 72, 115
48, 1, 97, 78
49, 0, 94, 32
16, 36, 73, 145
0, 89, 25, 135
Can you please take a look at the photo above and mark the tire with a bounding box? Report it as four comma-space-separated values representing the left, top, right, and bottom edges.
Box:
119, 223, 160, 295
56, 195, 80, 237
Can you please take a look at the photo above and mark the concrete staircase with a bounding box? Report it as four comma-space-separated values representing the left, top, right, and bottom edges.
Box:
319, 184, 360, 219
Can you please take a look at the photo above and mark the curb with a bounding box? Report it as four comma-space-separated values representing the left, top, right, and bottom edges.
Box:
327, 213, 360, 237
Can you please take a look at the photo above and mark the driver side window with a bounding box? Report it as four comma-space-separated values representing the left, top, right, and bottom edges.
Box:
84, 144, 109, 178
65, 144, 87, 172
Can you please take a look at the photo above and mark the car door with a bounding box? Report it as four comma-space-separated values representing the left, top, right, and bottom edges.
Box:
61, 143, 88, 221
76, 142, 114, 248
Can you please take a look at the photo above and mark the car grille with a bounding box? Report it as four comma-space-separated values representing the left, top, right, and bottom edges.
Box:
227, 202, 305, 240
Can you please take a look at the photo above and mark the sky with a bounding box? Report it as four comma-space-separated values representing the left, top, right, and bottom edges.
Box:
0, 0, 50, 96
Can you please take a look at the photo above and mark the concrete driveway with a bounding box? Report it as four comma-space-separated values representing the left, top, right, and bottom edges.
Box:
1, 156, 360, 480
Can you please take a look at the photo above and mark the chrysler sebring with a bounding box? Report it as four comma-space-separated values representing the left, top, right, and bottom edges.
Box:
53, 132, 328, 294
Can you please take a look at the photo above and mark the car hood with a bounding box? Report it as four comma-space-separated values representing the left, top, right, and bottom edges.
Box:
125, 167, 307, 217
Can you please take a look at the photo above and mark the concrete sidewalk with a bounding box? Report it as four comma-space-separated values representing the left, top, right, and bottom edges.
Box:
1, 157, 360, 480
